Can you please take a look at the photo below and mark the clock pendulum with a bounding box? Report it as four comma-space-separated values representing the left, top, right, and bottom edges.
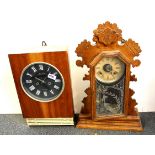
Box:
75, 21, 143, 131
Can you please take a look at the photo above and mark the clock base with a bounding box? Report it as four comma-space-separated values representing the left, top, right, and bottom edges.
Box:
77, 112, 143, 132
26, 118, 74, 126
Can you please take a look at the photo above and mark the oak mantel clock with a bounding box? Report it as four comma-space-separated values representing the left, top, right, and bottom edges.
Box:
9, 51, 74, 126
75, 21, 143, 131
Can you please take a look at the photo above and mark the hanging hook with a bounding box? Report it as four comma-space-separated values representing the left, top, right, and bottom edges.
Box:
121, 39, 126, 44
42, 41, 47, 46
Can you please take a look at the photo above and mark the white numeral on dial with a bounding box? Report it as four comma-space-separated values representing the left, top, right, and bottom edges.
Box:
31, 66, 37, 73
55, 79, 61, 82
26, 80, 32, 83
26, 73, 32, 77
43, 91, 47, 96
53, 72, 58, 75
50, 89, 54, 94
29, 85, 35, 91
54, 85, 59, 90
47, 67, 50, 71
36, 90, 41, 95
39, 65, 43, 70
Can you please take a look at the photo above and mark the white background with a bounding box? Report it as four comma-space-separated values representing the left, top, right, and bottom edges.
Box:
0, 0, 155, 114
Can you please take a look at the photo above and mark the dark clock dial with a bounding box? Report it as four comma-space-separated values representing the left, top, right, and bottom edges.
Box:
20, 62, 64, 102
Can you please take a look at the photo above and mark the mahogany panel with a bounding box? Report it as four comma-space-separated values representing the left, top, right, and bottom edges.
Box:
9, 51, 74, 118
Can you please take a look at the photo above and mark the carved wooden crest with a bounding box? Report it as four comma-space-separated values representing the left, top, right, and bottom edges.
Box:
75, 21, 141, 117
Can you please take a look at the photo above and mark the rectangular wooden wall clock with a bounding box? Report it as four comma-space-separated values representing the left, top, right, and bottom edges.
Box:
9, 51, 74, 126
75, 21, 143, 131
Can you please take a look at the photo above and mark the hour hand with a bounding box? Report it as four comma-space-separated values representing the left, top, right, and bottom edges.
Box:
35, 77, 45, 83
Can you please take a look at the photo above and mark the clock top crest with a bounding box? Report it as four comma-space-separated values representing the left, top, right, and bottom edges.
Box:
76, 21, 141, 68
75, 21, 143, 131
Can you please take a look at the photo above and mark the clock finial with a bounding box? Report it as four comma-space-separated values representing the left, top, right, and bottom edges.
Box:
93, 21, 122, 46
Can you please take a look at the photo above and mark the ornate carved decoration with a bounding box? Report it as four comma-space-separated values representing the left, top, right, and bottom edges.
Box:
93, 21, 122, 46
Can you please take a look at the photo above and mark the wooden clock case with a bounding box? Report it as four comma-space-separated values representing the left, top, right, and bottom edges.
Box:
75, 21, 143, 131
9, 51, 74, 126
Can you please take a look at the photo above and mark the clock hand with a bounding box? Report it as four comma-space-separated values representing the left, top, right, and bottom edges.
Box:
30, 72, 48, 79
43, 76, 48, 81
35, 77, 45, 83
35, 77, 52, 90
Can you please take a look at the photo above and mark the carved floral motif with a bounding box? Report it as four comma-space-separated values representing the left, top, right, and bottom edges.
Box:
93, 21, 122, 46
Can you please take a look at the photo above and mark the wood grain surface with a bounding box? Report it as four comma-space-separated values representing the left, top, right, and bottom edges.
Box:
9, 51, 74, 118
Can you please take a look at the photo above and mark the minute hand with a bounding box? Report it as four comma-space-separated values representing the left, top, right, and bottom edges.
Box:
35, 77, 45, 83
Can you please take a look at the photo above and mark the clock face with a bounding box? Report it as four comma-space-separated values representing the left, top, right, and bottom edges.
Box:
20, 62, 64, 102
95, 57, 125, 84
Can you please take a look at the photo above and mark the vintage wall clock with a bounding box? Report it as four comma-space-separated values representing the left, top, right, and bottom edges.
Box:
75, 21, 143, 131
9, 51, 74, 126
